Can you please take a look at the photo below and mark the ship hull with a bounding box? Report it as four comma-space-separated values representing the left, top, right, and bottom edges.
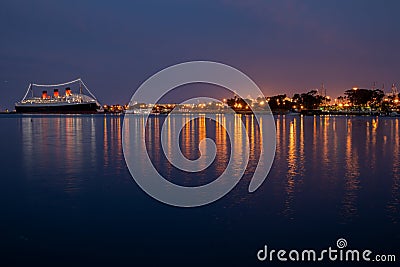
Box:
15, 102, 100, 114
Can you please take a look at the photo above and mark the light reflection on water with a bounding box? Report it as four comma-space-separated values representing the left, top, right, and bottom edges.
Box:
21, 115, 126, 194
387, 119, 400, 224
1, 114, 397, 265
274, 115, 399, 224
19, 114, 400, 224
342, 118, 360, 221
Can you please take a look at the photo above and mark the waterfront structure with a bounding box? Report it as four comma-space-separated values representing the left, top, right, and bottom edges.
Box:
15, 79, 102, 114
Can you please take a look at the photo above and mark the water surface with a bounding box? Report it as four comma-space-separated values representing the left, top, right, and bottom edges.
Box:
0, 114, 398, 266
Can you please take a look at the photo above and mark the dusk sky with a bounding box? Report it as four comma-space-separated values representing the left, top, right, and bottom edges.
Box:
1, 0, 400, 109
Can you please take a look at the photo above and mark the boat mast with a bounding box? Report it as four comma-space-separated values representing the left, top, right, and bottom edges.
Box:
321, 82, 326, 106
391, 83, 398, 97
21, 83, 33, 101
79, 79, 83, 94
79, 79, 98, 100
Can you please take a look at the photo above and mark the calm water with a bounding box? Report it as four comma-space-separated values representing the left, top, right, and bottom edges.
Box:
0, 114, 399, 266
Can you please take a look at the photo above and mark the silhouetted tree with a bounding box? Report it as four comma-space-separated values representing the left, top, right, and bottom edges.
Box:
267, 94, 288, 110
299, 90, 325, 109
344, 88, 384, 107
226, 96, 250, 111
292, 93, 301, 103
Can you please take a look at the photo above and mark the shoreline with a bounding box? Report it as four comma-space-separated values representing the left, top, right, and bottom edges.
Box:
1, 111, 399, 117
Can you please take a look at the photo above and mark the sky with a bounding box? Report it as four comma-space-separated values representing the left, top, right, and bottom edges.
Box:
1, 0, 400, 109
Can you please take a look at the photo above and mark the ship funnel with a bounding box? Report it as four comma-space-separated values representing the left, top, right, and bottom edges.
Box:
42, 90, 48, 99
65, 87, 72, 96
53, 89, 59, 98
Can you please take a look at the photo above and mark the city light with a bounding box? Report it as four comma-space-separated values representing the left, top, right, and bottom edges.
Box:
99, 87, 400, 115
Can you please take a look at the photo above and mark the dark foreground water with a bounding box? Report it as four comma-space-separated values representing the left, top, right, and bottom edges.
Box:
0, 114, 399, 266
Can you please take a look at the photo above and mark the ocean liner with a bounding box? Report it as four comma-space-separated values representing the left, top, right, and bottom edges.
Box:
15, 78, 102, 113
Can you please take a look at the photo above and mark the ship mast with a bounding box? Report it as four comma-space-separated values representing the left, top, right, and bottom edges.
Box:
391, 83, 398, 97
